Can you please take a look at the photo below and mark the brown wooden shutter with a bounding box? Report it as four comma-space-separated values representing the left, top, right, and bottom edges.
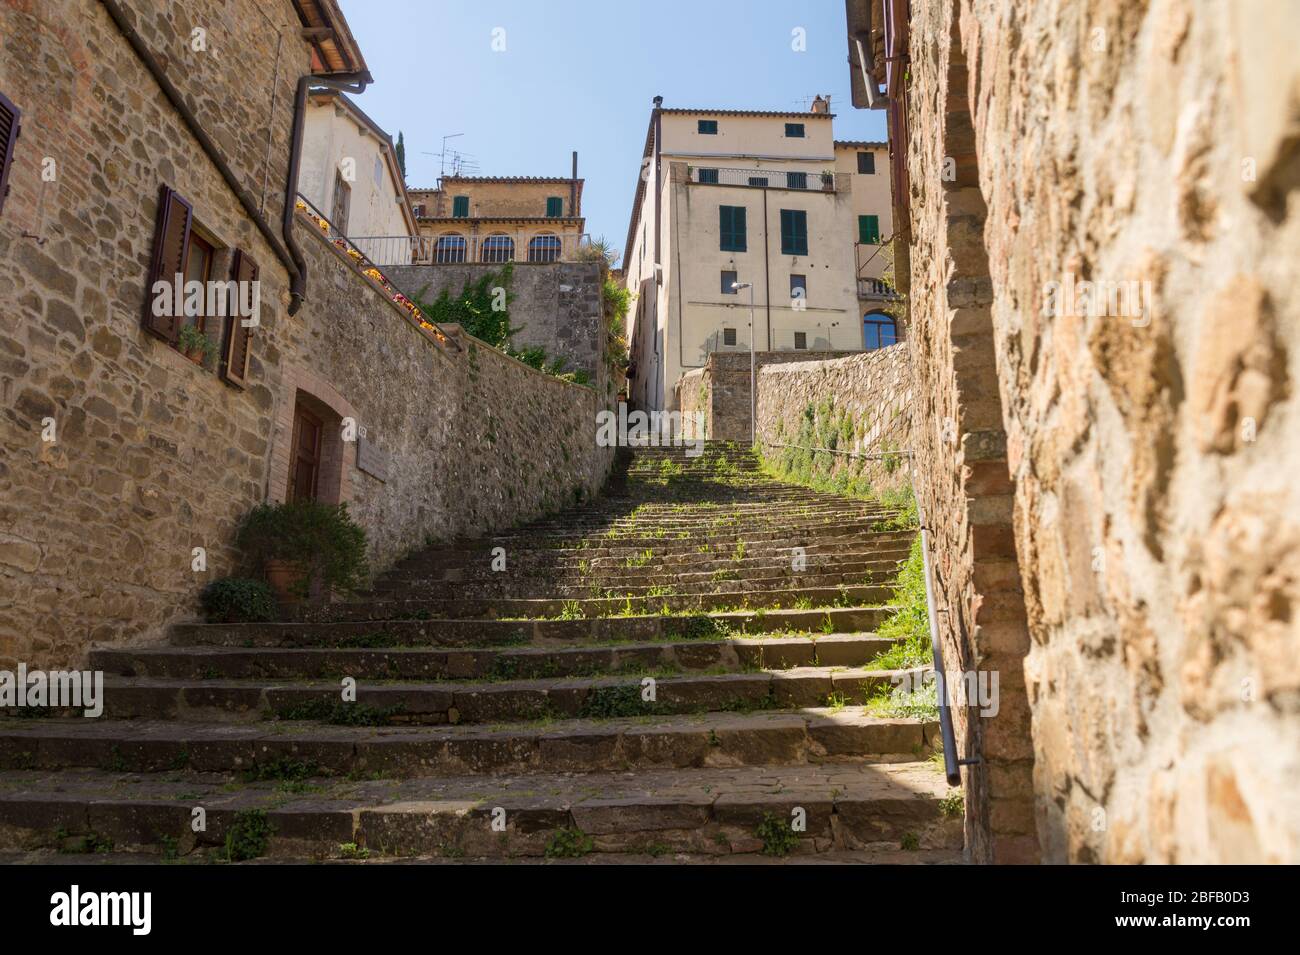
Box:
0, 91, 21, 219
221, 248, 258, 388
143, 185, 192, 343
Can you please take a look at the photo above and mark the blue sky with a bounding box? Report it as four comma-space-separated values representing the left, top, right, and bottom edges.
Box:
337, 0, 887, 262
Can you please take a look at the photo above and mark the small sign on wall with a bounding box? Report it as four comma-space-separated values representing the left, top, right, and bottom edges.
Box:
356, 434, 389, 482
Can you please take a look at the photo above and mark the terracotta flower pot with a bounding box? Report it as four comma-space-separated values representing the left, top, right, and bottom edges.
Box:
264, 559, 309, 605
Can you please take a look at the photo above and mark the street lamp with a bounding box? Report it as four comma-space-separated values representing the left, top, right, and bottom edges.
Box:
732, 281, 756, 445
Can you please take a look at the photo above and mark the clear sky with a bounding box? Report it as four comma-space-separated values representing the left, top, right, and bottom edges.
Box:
337, 0, 888, 263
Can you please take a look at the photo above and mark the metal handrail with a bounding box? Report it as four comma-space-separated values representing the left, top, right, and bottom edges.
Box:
758, 437, 968, 787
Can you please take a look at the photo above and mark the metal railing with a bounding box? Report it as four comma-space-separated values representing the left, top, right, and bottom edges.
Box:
347, 232, 593, 268
758, 440, 970, 788
689, 166, 837, 192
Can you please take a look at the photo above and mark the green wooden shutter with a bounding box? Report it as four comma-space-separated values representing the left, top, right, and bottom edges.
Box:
452, 196, 469, 217
858, 215, 880, 244
780, 210, 807, 255
546, 196, 563, 217
720, 205, 746, 252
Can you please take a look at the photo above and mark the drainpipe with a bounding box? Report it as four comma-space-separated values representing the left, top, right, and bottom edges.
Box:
284, 72, 372, 315
98, 0, 302, 298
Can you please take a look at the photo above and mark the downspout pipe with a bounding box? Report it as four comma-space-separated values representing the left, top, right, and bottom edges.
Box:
284, 71, 372, 315
98, 0, 302, 297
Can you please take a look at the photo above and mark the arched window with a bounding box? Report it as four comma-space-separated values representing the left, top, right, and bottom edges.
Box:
528, 233, 563, 263
481, 234, 515, 264
863, 311, 898, 350
433, 233, 466, 263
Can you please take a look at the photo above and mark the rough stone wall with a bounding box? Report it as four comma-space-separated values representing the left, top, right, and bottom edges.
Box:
0, 0, 613, 670
675, 351, 863, 442
902, 0, 1038, 864
384, 262, 608, 396
905, 0, 1300, 863
754, 346, 913, 496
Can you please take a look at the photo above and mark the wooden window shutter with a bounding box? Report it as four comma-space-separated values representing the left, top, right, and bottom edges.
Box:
221, 249, 258, 388
0, 91, 20, 219
144, 185, 193, 343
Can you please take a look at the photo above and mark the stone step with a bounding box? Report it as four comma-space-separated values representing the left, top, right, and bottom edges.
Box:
82, 664, 920, 724
170, 606, 897, 649
316, 584, 894, 622
92, 634, 894, 681
0, 762, 962, 860
0, 707, 936, 777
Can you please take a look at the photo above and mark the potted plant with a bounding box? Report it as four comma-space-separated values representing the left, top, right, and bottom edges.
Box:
236, 500, 369, 606
820, 171, 835, 191
178, 325, 217, 367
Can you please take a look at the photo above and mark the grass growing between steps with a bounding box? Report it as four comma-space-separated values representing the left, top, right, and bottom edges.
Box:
867, 537, 931, 671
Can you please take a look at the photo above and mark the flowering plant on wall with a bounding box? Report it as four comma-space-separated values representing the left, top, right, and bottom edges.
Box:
295, 198, 449, 345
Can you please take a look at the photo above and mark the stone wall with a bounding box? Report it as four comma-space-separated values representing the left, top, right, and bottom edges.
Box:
902, 0, 1300, 863
0, 0, 613, 670
384, 262, 608, 396
674, 351, 863, 442
753, 345, 913, 497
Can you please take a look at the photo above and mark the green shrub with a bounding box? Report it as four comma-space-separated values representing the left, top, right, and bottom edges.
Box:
237, 500, 369, 597
200, 577, 276, 623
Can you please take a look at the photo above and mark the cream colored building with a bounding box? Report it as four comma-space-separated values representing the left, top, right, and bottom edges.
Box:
298, 89, 417, 261
622, 100, 862, 412
834, 140, 899, 347
408, 169, 587, 264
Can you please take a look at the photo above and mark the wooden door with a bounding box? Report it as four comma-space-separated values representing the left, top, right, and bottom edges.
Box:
289, 404, 323, 502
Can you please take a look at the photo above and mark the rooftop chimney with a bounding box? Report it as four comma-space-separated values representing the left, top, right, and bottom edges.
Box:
810, 94, 830, 113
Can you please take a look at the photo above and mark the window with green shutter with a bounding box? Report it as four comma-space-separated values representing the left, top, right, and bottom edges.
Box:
858, 214, 880, 244
546, 196, 563, 217
779, 209, 807, 256
857, 151, 875, 174
698, 119, 718, 134
719, 205, 746, 252
698, 168, 719, 184
784, 123, 805, 138
452, 196, 469, 217
786, 172, 807, 190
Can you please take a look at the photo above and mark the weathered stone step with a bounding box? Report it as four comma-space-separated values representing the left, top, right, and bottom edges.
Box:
320, 584, 893, 621
86, 664, 920, 723
434, 524, 912, 550
0, 707, 936, 777
93, 634, 892, 681
170, 606, 897, 649
0, 762, 962, 859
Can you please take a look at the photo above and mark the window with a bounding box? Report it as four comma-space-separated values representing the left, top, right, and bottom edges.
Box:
719, 205, 746, 252
698, 167, 719, 184
143, 184, 257, 387
794, 331, 807, 349
434, 233, 466, 263
721, 270, 737, 294
784, 123, 805, 138
529, 233, 563, 262
412, 204, 426, 218
863, 312, 898, 350
747, 176, 769, 187
698, 119, 718, 134
452, 195, 470, 217
780, 209, 808, 255
786, 172, 807, 190
481, 233, 514, 263
546, 196, 564, 217
857, 151, 875, 174
790, 274, 807, 300
330, 172, 350, 235
723, 327, 737, 346
0, 91, 21, 220
859, 214, 881, 244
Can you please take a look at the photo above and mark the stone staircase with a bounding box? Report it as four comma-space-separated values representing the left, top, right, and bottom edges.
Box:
0, 442, 963, 863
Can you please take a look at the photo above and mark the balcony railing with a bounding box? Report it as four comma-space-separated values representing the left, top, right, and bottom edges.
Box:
689, 166, 837, 192
347, 232, 594, 267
